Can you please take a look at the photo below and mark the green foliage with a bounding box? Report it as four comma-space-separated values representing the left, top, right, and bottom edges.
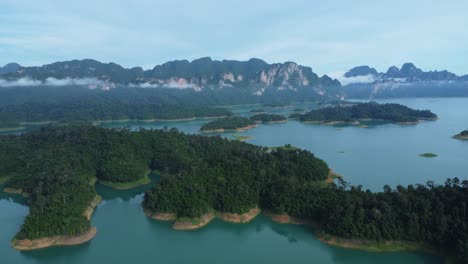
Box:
299, 102, 437, 123
0, 126, 329, 239
250, 113, 286, 122
200, 116, 255, 131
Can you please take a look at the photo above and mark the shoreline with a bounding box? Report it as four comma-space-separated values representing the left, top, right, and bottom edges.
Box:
302, 117, 436, 127
200, 124, 257, 133
255, 120, 287, 124
95, 115, 229, 124
217, 207, 261, 223
172, 213, 216, 230
0, 116, 230, 132
264, 211, 445, 257
12, 195, 102, 251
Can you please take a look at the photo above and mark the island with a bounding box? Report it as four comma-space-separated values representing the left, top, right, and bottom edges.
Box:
298, 102, 437, 125
263, 103, 289, 108
200, 116, 256, 132
250, 109, 265, 113
250, 113, 287, 124
419, 153, 438, 158
453, 130, 468, 140
1, 125, 467, 262
288, 113, 302, 119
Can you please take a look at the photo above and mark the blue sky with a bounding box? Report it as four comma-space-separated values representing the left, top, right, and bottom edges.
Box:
1, 0, 467, 75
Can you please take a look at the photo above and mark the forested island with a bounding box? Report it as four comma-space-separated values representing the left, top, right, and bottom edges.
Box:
250, 113, 287, 123
250, 109, 265, 113
298, 102, 437, 124
453, 130, 468, 140
0, 125, 467, 262
200, 116, 256, 132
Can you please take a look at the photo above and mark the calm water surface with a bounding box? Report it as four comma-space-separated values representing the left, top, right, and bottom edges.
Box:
2, 97, 466, 263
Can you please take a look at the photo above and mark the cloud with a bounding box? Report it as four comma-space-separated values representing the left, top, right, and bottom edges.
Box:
327, 71, 377, 86
129, 81, 200, 91
0, 77, 112, 89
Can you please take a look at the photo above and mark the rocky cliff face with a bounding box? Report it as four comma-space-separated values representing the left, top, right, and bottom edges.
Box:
0, 58, 340, 96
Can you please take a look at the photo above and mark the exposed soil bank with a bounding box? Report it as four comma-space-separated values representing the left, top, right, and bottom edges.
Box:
146, 207, 261, 229
3, 188, 30, 197
217, 208, 261, 223
144, 210, 177, 221
172, 213, 216, 230
12, 227, 97, 251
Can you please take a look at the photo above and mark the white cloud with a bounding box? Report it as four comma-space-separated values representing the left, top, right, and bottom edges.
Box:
327, 71, 377, 86
0, 77, 111, 88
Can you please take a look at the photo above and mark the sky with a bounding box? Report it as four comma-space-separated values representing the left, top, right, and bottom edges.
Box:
1, 0, 467, 76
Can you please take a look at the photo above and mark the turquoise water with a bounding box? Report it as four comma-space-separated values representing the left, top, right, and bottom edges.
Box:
2, 97, 466, 263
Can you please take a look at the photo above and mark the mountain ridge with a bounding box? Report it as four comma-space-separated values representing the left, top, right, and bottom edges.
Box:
0, 58, 340, 96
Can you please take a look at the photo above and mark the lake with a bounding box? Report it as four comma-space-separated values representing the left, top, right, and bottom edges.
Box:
2, 97, 467, 263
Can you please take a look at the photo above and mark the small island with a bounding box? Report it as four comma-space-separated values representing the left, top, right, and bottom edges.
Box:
263, 102, 289, 108
250, 113, 287, 124
250, 109, 265, 113
293, 108, 305, 112
200, 116, 256, 132
298, 102, 437, 125
288, 113, 302, 119
419, 153, 438, 158
453, 130, 468, 140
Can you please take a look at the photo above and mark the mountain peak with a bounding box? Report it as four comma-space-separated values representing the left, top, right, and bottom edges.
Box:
0, 62, 21, 74
344, 65, 379, 77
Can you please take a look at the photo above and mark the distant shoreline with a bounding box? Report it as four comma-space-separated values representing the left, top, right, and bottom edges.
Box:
0, 116, 230, 132
302, 117, 437, 127
200, 124, 257, 133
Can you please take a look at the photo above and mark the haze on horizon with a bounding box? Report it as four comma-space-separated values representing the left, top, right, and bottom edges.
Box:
1, 0, 467, 76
